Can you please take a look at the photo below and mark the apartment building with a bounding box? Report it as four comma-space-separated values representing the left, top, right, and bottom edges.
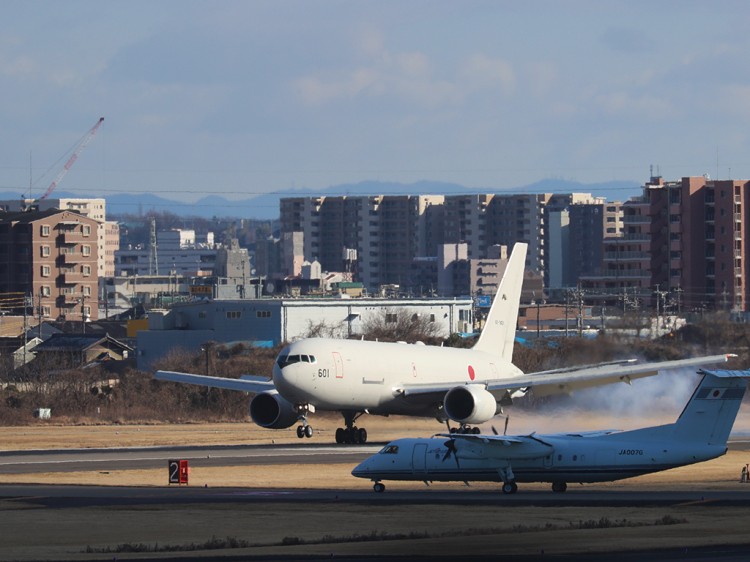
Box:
443, 193, 546, 271
280, 195, 445, 290
281, 192, 606, 293
0, 198, 112, 278
114, 229, 217, 277
648, 176, 749, 312
0, 209, 99, 321
547, 199, 621, 290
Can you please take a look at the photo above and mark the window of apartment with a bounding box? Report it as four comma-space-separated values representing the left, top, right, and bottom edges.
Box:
62, 286, 74, 295
83, 285, 92, 296
256, 310, 271, 318
82, 245, 91, 256
40, 225, 50, 237
41, 265, 51, 277
83, 306, 91, 317
40, 245, 50, 257
82, 265, 91, 276
83, 225, 91, 236
40, 286, 51, 296
42, 306, 51, 317
226, 310, 242, 319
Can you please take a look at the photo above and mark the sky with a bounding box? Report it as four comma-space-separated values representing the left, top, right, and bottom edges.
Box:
1, 1, 750, 209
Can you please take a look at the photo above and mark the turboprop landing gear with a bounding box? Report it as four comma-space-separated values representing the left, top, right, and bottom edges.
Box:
551, 481, 567, 493
501, 481, 518, 494
335, 411, 367, 444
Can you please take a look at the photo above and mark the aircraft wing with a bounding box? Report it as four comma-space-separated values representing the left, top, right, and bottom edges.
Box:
497, 353, 734, 397
154, 370, 274, 393
398, 354, 733, 401
438, 433, 553, 459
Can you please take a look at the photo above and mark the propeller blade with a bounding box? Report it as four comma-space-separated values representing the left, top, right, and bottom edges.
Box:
442, 438, 460, 468
504, 416, 510, 436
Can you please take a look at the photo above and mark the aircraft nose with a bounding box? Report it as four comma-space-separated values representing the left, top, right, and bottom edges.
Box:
351, 458, 371, 478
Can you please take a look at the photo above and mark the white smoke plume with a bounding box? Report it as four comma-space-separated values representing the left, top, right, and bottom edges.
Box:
483, 368, 750, 437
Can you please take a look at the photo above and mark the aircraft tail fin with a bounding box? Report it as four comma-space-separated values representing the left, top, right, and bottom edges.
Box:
671, 369, 750, 446
472, 242, 527, 362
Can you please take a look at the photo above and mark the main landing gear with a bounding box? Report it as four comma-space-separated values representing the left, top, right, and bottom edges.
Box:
335, 411, 367, 444
447, 423, 481, 435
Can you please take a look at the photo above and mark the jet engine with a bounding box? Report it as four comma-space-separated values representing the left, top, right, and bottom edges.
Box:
249, 390, 299, 429
443, 384, 499, 424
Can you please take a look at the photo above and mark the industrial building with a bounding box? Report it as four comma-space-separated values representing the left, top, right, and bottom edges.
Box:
136, 297, 473, 370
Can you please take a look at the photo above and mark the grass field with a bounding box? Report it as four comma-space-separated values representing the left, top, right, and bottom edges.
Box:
2, 419, 750, 560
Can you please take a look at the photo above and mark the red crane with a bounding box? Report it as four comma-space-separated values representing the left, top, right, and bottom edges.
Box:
39, 117, 104, 201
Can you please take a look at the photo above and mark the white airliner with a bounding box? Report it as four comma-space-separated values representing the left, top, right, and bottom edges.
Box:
155, 243, 732, 444
352, 368, 750, 493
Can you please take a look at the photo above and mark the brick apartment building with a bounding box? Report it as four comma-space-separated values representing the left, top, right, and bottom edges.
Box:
0, 209, 99, 321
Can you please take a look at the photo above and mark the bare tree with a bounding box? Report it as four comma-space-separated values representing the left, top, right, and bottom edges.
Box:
359, 308, 443, 344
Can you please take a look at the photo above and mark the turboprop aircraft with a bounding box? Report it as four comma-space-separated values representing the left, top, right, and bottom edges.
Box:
352, 368, 750, 493
154, 243, 732, 444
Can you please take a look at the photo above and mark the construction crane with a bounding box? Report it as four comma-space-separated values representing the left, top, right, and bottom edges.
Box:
38, 117, 104, 201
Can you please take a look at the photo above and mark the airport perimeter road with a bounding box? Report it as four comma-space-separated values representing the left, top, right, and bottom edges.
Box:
0, 442, 381, 474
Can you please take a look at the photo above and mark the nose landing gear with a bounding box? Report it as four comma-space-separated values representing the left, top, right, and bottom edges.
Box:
295, 406, 314, 439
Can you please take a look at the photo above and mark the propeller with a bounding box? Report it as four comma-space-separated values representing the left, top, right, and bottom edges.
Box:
492, 415, 511, 436
442, 437, 460, 468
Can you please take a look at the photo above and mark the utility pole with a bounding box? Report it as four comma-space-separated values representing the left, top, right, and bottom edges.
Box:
568, 283, 585, 337
654, 284, 668, 334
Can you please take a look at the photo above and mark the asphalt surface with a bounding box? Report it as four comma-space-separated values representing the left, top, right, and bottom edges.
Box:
0, 442, 382, 473
2, 440, 750, 561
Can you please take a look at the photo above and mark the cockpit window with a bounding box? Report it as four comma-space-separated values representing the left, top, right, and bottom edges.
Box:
276, 354, 316, 368
380, 445, 399, 454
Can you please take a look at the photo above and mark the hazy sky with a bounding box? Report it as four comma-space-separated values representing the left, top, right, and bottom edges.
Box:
1, 1, 749, 205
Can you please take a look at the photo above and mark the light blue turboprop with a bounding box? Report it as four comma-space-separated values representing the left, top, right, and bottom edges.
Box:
352, 369, 750, 494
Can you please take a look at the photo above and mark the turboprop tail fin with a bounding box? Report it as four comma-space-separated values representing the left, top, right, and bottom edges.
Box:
472, 242, 527, 362
671, 369, 750, 446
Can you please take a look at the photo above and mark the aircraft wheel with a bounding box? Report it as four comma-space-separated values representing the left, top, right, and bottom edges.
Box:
472, 427, 481, 434
552, 481, 567, 493
343, 428, 352, 443
296, 425, 305, 439
358, 428, 367, 444
373, 482, 385, 493
501, 481, 517, 494
304, 425, 314, 438
335, 428, 345, 444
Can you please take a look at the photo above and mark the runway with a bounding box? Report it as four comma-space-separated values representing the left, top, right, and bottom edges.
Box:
2, 440, 750, 560
0, 442, 381, 474
3, 482, 750, 507
2, 438, 749, 474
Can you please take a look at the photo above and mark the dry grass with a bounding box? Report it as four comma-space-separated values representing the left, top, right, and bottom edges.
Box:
3, 421, 750, 560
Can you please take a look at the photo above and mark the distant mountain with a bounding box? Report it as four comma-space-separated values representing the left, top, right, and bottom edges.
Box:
0, 179, 642, 221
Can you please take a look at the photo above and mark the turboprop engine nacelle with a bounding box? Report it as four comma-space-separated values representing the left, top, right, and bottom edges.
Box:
443, 384, 499, 425
249, 390, 299, 429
